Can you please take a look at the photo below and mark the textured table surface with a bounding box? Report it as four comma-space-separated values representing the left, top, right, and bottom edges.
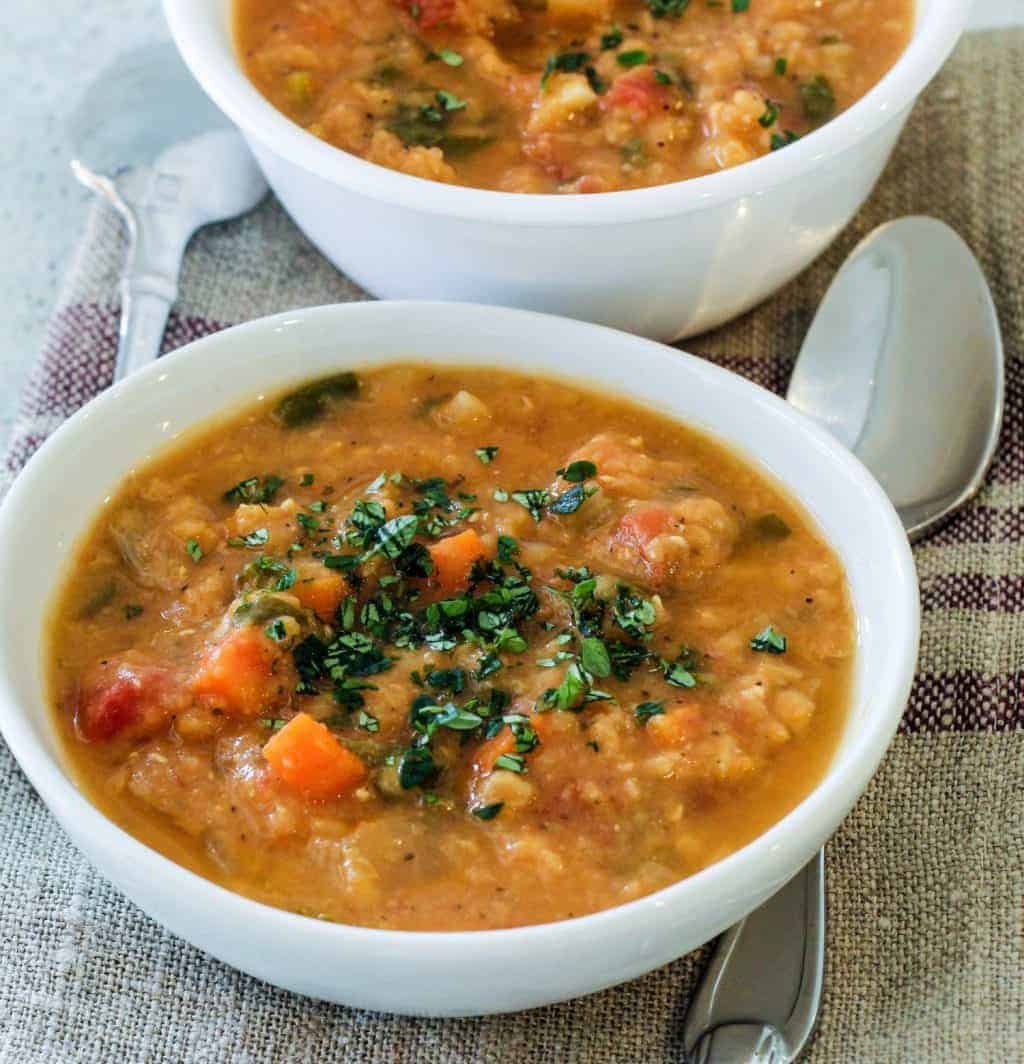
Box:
0, 1, 1016, 457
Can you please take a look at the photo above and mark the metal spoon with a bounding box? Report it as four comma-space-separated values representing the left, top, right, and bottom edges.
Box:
67, 42, 268, 382
683, 216, 1004, 1063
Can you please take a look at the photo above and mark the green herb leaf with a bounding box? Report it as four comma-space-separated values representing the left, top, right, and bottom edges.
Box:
753, 513, 791, 540
273, 372, 359, 428
580, 636, 612, 678
648, 0, 689, 17
124, 604, 144, 620
601, 26, 623, 49
436, 47, 464, 66
617, 50, 650, 68
436, 89, 467, 112
475, 445, 499, 464
493, 487, 509, 502
770, 129, 801, 150
635, 700, 665, 723
223, 474, 285, 506
557, 459, 598, 482
758, 99, 780, 127
497, 534, 519, 563
185, 538, 204, 563
494, 752, 526, 773
800, 74, 835, 124
265, 619, 288, 642
750, 625, 787, 654
356, 709, 380, 733
399, 745, 440, 789
541, 51, 590, 88
654, 69, 672, 84
774, 56, 788, 75
300, 472, 315, 486
511, 489, 550, 522
373, 514, 420, 559
472, 802, 504, 820
731, 0, 750, 11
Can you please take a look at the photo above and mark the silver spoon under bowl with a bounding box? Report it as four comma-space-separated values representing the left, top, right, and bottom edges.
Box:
67, 41, 268, 382
683, 216, 1004, 1063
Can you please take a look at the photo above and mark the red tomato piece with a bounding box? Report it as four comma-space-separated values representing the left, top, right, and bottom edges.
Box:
75, 663, 170, 743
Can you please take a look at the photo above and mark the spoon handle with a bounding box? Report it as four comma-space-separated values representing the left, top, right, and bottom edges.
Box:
683, 851, 825, 1063
115, 274, 176, 382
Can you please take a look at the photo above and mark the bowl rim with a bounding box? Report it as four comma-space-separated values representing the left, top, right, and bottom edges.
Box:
162, 0, 967, 226
0, 301, 919, 960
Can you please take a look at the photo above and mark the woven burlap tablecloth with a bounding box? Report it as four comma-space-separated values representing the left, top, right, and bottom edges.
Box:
1, 28, 1021, 1063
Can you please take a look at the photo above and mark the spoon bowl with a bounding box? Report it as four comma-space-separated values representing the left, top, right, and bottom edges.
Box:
788, 216, 1004, 539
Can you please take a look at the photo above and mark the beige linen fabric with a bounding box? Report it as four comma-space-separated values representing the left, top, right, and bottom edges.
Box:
0, 29, 1021, 1062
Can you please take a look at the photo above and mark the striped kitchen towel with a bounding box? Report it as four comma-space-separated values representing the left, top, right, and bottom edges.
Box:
0, 28, 1020, 1064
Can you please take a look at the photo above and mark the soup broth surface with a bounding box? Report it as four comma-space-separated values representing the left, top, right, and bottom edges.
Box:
234, 0, 913, 192
51, 364, 854, 930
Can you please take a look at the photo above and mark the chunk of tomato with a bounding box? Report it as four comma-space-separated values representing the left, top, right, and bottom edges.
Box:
74, 663, 170, 743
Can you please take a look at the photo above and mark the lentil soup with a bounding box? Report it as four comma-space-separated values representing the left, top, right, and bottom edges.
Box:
234, 0, 913, 192
50, 365, 854, 930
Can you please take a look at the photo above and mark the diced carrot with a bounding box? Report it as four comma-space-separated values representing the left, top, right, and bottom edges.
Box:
292, 572, 346, 622
263, 712, 368, 800
192, 626, 282, 718
428, 528, 489, 596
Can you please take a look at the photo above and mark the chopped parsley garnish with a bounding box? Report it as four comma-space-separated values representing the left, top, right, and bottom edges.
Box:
750, 625, 788, 654
300, 472, 315, 486
472, 802, 504, 820
494, 753, 526, 773
649, 0, 690, 17
435, 48, 464, 66
475, 445, 499, 464
580, 637, 612, 678
493, 487, 509, 502
398, 745, 440, 790
541, 51, 590, 88
260, 717, 286, 731
356, 710, 380, 733
800, 75, 835, 124
497, 535, 519, 563
654, 69, 673, 85
753, 513, 791, 540
617, 50, 650, 68
223, 474, 284, 506
427, 667, 467, 694
436, 89, 467, 112
372, 514, 419, 559
185, 538, 204, 563
296, 512, 320, 534
758, 99, 780, 127
770, 129, 801, 151
635, 700, 665, 723
228, 528, 269, 549
557, 460, 598, 483
265, 619, 288, 642
124, 604, 144, 621
585, 66, 608, 95
511, 489, 550, 522
601, 26, 624, 49
732, 0, 750, 10
613, 585, 657, 639
774, 57, 788, 76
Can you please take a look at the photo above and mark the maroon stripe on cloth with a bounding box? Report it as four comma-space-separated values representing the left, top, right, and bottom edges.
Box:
920, 572, 1024, 613
901, 669, 1024, 733
2, 303, 227, 482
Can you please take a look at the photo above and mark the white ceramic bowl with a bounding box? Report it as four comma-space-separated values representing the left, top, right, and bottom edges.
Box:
0, 302, 918, 1015
163, 0, 966, 340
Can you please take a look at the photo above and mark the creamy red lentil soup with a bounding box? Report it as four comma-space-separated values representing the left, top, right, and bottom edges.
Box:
234, 0, 913, 192
51, 365, 854, 930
